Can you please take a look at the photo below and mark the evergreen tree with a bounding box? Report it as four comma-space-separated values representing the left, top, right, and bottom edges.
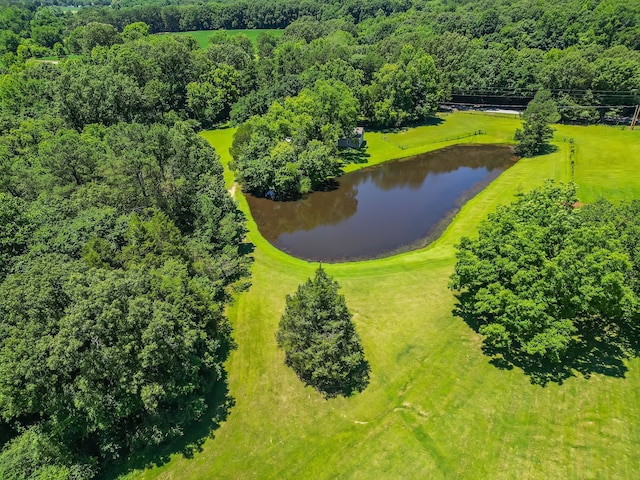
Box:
276, 266, 369, 397
515, 89, 561, 157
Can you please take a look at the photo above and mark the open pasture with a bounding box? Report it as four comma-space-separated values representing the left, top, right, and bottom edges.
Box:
127, 112, 640, 479
167, 28, 284, 49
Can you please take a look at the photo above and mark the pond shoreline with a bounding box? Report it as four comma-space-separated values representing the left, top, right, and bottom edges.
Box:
247, 143, 517, 263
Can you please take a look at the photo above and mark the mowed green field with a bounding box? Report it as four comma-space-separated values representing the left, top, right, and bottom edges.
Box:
127, 112, 640, 479
167, 29, 284, 49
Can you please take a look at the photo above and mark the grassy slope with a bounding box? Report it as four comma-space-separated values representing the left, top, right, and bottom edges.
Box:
169, 29, 284, 49
130, 113, 640, 479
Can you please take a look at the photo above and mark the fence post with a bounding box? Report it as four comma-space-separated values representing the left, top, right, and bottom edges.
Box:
631, 105, 640, 130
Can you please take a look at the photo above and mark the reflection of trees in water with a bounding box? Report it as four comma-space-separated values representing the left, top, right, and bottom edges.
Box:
248, 144, 516, 241
248, 184, 359, 237
367, 144, 515, 191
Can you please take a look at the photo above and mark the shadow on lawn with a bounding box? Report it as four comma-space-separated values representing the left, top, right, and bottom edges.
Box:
339, 144, 371, 165
454, 292, 630, 387
376, 117, 445, 134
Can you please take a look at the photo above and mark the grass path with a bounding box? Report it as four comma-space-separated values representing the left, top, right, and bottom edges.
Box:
129, 113, 640, 479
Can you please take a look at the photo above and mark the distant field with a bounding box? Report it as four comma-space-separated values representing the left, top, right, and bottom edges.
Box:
123, 112, 640, 480
58, 6, 79, 13
166, 29, 284, 49
37, 29, 284, 62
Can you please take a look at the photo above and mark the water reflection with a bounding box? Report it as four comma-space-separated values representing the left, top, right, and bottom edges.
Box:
246, 144, 517, 262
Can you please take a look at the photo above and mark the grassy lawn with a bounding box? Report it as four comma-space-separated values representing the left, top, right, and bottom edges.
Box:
167, 29, 284, 49
125, 112, 640, 479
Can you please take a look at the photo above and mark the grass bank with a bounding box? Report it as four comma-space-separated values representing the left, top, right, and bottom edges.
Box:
127, 112, 640, 479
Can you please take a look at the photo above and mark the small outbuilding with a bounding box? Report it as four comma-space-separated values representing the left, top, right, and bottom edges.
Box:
338, 127, 365, 149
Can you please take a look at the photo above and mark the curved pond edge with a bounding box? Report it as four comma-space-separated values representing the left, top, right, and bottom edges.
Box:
234, 142, 519, 265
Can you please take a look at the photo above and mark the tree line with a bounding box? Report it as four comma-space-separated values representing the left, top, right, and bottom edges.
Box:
0, 94, 251, 479
4, 10, 636, 195
0, 0, 639, 476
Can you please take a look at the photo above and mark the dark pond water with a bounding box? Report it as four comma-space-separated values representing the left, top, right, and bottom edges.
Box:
246, 144, 517, 262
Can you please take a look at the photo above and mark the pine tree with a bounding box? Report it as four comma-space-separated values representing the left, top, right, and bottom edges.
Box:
276, 266, 369, 397
515, 89, 561, 157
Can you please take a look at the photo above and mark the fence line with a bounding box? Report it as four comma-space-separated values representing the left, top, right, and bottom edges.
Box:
397, 130, 486, 150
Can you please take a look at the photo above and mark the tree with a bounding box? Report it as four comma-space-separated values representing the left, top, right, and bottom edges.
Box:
276, 266, 369, 396
0, 193, 32, 280
0, 424, 94, 480
450, 182, 639, 383
37, 129, 105, 188
298, 140, 342, 193
0, 212, 241, 465
121, 22, 150, 42
366, 46, 441, 127
231, 80, 356, 198
514, 89, 560, 156
187, 65, 241, 127
72, 22, 122, 55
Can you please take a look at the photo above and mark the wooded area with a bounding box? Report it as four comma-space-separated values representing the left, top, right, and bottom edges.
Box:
0, 0, 639, 478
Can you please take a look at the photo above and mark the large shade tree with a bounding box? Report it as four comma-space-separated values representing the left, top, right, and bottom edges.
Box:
450, 182, 640, 383
514, 89, 560, 156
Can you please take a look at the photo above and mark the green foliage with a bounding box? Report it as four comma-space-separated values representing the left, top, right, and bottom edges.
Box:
0, 193, 32, 279
187, 64, 241, 128
366, 45, 441, 127
0, 425, 94, 480
557, 91, 600, 124
122, 22, 150, 42
0, 0, 639, 475
67, 22, 122, 56
232, 79, 356, 198
515, 89, 560, 157
450, 182, 640, 382
0, 205, 248, 470
276, 266, 369, 397
0, 114, 250, 475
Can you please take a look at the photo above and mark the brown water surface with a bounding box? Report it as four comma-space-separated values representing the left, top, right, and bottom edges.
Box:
246, 144, 517, 262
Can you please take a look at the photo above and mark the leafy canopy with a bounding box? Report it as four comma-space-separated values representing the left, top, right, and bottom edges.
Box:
450, 182, 640, 384
231, 80, 357, 198
514, 89, 560, 157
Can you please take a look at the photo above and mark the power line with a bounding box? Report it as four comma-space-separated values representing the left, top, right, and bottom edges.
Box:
440, 102, 638, 109
450, 88, 639, 95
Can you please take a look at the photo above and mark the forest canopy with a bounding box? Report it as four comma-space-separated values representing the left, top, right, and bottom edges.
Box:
0, 117, 251, 477
0, 0, 639, 477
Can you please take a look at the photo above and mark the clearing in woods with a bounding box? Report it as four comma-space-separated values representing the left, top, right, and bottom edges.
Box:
125, 112, 640, 479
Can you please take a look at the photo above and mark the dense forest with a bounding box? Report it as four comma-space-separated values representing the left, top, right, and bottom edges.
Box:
1, 0, 638, 194
0, 0, 639, 478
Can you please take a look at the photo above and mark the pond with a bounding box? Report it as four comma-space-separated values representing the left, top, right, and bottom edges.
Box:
246, 144, 517, 262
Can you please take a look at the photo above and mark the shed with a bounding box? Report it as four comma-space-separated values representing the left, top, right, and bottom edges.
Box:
338, 127, 365, 149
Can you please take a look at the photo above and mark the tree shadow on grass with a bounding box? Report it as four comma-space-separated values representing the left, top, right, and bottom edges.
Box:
339, 145, 371, 165
453, 293, 629, 387
375, 117, 445, 134
103, 372, 235, 479
518, 143, 560, 157
539, 143, 559, 155
238, 240, 255, 256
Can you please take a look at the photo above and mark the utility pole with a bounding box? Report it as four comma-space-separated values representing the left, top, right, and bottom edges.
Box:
632, 105, 640, 130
